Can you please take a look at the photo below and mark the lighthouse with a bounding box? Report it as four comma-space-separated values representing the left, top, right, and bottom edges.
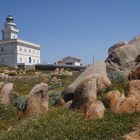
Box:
0, 15, 41, 66
2, 15, 19, 40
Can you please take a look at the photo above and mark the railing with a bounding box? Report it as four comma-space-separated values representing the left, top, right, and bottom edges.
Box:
35, 64, 86, 71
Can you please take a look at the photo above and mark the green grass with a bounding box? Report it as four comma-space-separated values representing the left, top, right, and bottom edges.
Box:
0, 70, 81, 96
0, 105, 19, 131
49, 72, 81, 91
0, 106, 140, 140
0, 68, 140, 140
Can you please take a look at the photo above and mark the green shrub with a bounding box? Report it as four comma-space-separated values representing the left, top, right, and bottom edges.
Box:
13, 96, 27, 112
49, 92, 61, 106
0, 107, 140, 140
8, 72, 17, 76
107, 68, 128, 83
106, 68, 129, 94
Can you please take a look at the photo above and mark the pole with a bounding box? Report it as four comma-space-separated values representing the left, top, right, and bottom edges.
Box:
93, 55, 94, 64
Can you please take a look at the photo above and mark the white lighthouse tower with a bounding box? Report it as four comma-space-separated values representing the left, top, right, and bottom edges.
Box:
0, 15, 41, 66
2, 15, 19, 40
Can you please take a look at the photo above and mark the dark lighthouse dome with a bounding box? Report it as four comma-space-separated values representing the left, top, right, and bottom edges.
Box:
6, 15, 14, 22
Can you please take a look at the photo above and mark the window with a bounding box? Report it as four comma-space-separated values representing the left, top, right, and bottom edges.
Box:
20, 57, 22, 62
20, 47, 22, 51
1, 47, 4, 52
25, 49, 26, 52
29, 49, 31, 53
29, 57, 31, 63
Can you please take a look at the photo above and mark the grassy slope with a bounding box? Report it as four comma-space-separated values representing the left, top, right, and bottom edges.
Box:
0, 69, 140, 139
0, 106, 140, 140
0, 70, 81, 95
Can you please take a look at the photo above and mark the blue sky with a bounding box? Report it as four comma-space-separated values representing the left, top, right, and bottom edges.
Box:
0, 0, 140, 65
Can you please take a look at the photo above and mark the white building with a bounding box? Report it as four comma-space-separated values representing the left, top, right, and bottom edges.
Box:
0, 15, 40, 66
62, 56, 81, 66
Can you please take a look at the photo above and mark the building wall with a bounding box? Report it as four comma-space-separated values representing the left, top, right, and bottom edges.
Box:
0, 43, 17, 66
63, 57, 81, 66
74, 61, 81, 66
0, 42, 40, 66
3, 32, 17, 40
17, 44, 40, 65
10, 32, 18, 39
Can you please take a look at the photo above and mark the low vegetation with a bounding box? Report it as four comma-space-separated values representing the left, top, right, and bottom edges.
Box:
0, 68, 140, 139
0, 105, 140, 140
106, 68, 129, 94
107, 68, 128, 83
0, 70, 81, 95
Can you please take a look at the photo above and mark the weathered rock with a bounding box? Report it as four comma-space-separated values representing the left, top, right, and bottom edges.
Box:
53, 68, 59, 74
123, 123, 140, 140
0, 82, 5, 95
127, 80, 140, 100
35, 72, 41, 77
25, 83, 48, 115
107, 90, 140, 114
59, 68, 64, 74
106, 35, 140, 75
51, 76, 58, 83
0, 82, 5, 101
106, 90, 124, 113
39, 73, 48, 81
0, 73, 9, 79
64, 71, 73, 76
84, 100, 105, 119
64, 100, 73, 109
128, 67, 140, 80
0, 83, 13, 106
70, 75, 97, 110
55, 97, 65, 106
56, 61, 111, 110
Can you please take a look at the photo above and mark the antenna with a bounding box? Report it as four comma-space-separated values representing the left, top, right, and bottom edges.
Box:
8, 11, 11, 16
93, 54, 94, 64
8, 9, 12, 16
